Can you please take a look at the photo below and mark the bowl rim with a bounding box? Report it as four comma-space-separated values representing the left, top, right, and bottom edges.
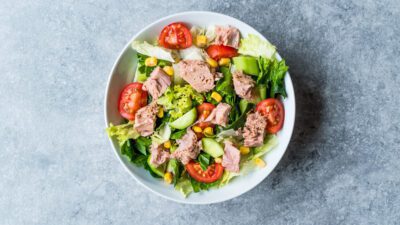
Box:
104, 10, 296, 204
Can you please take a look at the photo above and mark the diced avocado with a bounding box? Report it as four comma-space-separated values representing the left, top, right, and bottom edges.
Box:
147, 155, 166, 177
169, 108, 197, 129
202, 138, 224, 158
233, 56, 259, 76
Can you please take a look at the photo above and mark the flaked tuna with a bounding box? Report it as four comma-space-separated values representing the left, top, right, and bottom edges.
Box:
232, 70, 256, 101
149, 143, 170, 167
134, 102, 158, 137
204, 103, 232, 127
143, 67, 171, 99
243, 112, 267, 147
213, 25, 240, 49
171, 128, 200, 165
222, 140, 240, 173
177, 60, 215, 93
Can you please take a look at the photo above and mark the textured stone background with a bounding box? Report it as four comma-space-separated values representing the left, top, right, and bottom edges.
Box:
1, 0, 399, 224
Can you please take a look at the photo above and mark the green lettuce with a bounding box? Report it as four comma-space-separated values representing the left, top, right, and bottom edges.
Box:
257, 57, 288, 98
131, 41, 175, 62
252, 135, 278, 159
106, 122, 140, 146
157, 85, 204, 121
238, 34, 276, 59
175, 177, 193, 197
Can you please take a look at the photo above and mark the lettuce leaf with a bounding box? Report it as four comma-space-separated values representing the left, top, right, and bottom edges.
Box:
131, 41, 175, 62
257, 57, 288, 98
106, 122, 140, 146
252, 135, 278, 159
151, 123, 172, 145
238, 34, 276, 59
175, 176, 193, 197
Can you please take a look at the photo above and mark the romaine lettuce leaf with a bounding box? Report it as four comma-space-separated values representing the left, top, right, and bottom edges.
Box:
175, 177, 193, 197
238, 34, 276, 59
106, 122, 139, 146
131, 41, 175, 62
252, 135, 278, 159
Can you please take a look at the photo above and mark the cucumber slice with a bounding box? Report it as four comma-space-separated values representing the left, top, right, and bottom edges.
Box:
169, 108, 197, 129
202, 138, 224, 158
147, 155, 166, 177
233, 56, 259, 76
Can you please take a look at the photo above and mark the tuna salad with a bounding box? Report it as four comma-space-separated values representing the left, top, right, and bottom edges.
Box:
107, 22, 288, 197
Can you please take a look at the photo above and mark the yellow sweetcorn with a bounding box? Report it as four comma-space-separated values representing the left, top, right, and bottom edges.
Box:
206, 58, 218, 68
195, 35, 207, 47
163, 66, 174, 76
192, 126, 203, 133
214, 157, 222, 163
239, 146, 250, 155
163, 140, 171, 149
254, 158, 266, 168
211, 91, 222, 102
164, 172, 173, 184
218, 58, 231, 66
145, 57, 157, 67
157, 108, 164, 118
203, 127, 214, 136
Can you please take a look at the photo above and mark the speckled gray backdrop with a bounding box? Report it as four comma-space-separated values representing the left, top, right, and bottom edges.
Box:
1, 0, 399, 224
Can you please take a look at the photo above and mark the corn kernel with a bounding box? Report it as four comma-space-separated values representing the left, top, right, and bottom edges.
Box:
157, 108, 164, 118
211, 91, 222, 102
195, 35, 207, 47
163, 140, 171, 149
203, 127, 214, 136
163, 66, 174, 76
214, 157, 222, 163
239, 146, 250, 155
145, 57, 157, 67
254, 158, 266, 168
192, 126, 203, 133
164, 172, 173, 184
206, 58, 218, 68
218, 58, 231, 66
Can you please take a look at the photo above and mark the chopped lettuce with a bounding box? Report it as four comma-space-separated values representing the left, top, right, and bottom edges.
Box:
157, 85, 204, 121
179, 46, 205, 61
190, 26, 205, 37
167, 159, 182, 185
175, 177, 193, 197
135, 53, 172, 82
131, 41, 175, 62
257, 57, 288, 98
106, 122, 140, 145
238, 34, 276, 59
205, 25, 216, 42
252, 135, 278, 159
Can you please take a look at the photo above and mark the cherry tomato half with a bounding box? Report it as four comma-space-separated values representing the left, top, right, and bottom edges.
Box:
118, 82, 148, 121
159, 22, 192, 49
186, 161, 224, 183
196, 102, 216, 130
256, 98, 284, 134
206, 45, 238, 60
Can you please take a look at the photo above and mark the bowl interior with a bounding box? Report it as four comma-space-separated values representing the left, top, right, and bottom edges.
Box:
105, 11, 295, 204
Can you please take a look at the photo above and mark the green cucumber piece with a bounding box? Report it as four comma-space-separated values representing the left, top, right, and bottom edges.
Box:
169, 108, 197, 129
147, 155, 166, 177
233, 56, 259, 76
201, 138, 224, 158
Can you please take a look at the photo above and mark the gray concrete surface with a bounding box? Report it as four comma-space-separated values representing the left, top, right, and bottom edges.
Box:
1, 0, 399, 224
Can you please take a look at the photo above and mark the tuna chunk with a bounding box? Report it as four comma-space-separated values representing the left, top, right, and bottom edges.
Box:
134, 102, 158, 137
213, 25, 240, 49
177, 60, 215, 93
149, 143, 170, 167
243, 112, 267, 147
142, 67, 171, 99
222, 140, 240, 173
232, 70, 256, 101
204, 103, 232, 127
171, 128, 200, 165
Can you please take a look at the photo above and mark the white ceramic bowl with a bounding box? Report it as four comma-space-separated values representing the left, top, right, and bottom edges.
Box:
104, 11, 295, 204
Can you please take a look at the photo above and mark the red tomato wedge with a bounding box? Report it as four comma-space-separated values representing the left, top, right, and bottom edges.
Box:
206, 45, 238, 60
256, 98, 285, 134
118, 82, 148, 121
159, 22, 192, 49
196, 103, 216, 130
186, 161, 224, 183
